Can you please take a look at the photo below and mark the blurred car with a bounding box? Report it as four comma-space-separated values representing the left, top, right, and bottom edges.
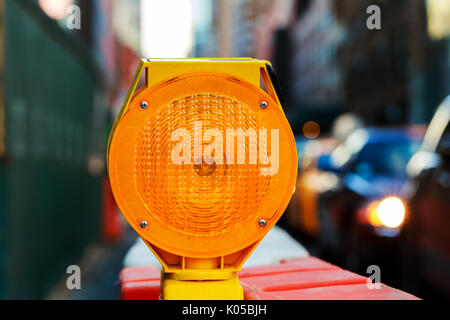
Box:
285, 137, 339, 238
316, 127, 423, 272
285, 113, 364, 239
401, 96, 450, 298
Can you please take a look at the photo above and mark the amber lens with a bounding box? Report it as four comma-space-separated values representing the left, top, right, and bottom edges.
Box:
108, 73, 297, 258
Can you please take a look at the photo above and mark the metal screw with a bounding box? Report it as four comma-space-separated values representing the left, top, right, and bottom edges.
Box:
140, 220, 148, 229
140, 101, 148, 109
260, 101, 268, 109
259, 219, 267, 227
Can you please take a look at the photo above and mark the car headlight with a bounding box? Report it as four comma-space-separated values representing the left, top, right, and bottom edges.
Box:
375, 196, 406, 228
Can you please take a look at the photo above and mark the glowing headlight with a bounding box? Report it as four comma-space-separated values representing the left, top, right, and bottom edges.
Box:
376, 196, 406, 228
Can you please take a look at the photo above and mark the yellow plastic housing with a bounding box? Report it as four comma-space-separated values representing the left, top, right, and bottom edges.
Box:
162, 274, 243, 300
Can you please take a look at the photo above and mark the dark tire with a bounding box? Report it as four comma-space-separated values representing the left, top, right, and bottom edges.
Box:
398, 226, 423, 297
344, 223, 361, 274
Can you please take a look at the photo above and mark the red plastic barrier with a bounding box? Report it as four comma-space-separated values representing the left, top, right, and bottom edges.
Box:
101, 176, 124, 243
119, 266, 161, 300
119, 257, 420, 300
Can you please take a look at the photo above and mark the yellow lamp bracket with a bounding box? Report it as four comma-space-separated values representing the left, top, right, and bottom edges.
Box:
107, 58, 296, 300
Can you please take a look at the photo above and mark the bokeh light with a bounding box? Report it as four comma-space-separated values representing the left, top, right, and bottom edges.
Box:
302, 121, 320, 139
38, 0, 72, 20
376, 197, 406, 228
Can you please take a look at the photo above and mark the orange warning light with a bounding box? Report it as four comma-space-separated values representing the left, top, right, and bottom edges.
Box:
107, 58, 297, 299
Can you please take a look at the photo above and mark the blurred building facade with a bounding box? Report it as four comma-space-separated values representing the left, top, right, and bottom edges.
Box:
335, 0, 450, 126
290, 0, 345, 108
287, 0, 345, 133
192, 0, 345, 134
194, 0, 450, 133
193, 0, 273, 57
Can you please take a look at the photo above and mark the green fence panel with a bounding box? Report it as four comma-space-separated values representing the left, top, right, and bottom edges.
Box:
1, 0, 104, 299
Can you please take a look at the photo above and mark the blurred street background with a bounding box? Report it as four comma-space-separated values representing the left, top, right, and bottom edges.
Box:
0, 0, 449, 300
